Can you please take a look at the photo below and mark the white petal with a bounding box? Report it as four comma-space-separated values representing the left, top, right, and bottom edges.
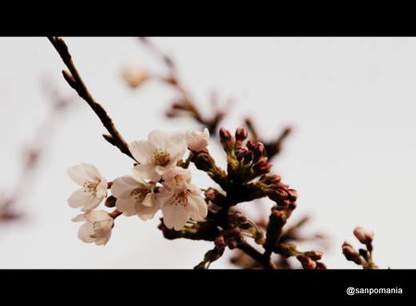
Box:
81, 196, 104, 212
95, 233, 111, 246
68, 189, 94, 209
78, 222, 95, 243
85, 210, 111, 223
67, 165, 89, 185
111, 176, 140, 199
130, 169, 147, 183
148, 130, 170, 149
95, 181, 108, 199
72, 214, 86, 222
162, 204, 190, 230
141, 192, 155, 208
136, 201, 160, 221
129, 140, 155, 164
186, 129, 209, 152
115, 198, 137, 216
188, 194, 208, 221
154, 165, 171, 176
80, 163, 103, 182
154, 187, 172, 206
67, 163, 103, 186
167, 134, 187, 161
161, 167, 192, 189
94, 219, 114, 235
133, 164, 160, 181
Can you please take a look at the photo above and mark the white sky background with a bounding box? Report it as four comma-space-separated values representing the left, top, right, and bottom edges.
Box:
0, 37, 415, 268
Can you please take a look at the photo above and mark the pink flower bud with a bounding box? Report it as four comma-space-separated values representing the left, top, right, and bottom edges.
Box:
121, 64, 149, 88
186, 128, 209, 152
353, 226, 374, 244
236, 147, 251, 161
254, 157, 272, 173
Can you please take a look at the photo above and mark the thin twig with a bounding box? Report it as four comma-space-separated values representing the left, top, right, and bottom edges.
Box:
47, 36, 135, 161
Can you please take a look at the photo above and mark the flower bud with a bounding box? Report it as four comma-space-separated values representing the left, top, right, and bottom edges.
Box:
353, 226, 374, 244
186, 128, 209, 152
121, 64, 149, 88
261, 174, 282, 185
204, 188, 227, 206
236, 147, 252, 162
235, 127, 248, 141
316, 262, 327, 270
219, 128, 234, 152
287, 189, 298, 201
297, 254, 317, 270
192, 151, 215, 171
219, 128, 232, 142
246, 140, 256, 150
105, 195, 116, 208
342, 242, 361, 264
252, 142, 266, 160
304, 250, 323, 261
253, 157, 272, 174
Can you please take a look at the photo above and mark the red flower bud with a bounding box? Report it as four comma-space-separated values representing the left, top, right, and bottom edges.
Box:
235, 127, 248, 141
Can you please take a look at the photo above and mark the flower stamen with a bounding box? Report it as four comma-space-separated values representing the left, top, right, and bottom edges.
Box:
153, 150, 171, 167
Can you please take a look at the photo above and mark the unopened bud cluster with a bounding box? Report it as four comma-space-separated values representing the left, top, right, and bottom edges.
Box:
342, 226, 377, 269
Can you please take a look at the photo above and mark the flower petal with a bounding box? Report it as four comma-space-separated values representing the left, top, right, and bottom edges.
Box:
136, 202, 160, 221
162, 204, 190, 230
148, 130, 170, 149
80, 163, 103, 182
115, 198, 137, 216
85, 210, 112, 222
167, 134, 187, 161
67, 163, 102, 185
95, 233, 112, 246
129, 140, 155, 164
81, 196, 104, 212
67, 165, 89, 185
133, 164, 160, 181
111, 176, 140, 199
141, 192, 155, 208
95, 181, 108, 199
72, 214, 85, 222
78, 222, 95, 243
188, 194, 208, 221
68, 189, 95, 209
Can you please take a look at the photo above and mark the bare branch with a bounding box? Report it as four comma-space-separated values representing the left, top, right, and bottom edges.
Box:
47, 36, 135, 160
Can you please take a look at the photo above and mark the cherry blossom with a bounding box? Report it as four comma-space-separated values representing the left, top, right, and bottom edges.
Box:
67, 163, 107, 212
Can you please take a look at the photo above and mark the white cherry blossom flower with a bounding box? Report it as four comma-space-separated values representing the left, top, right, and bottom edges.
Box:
72, 210, 114, 245
157, 167, 208, 230
67, 163, 108, 212
111, 173, 159, 220
129, 130, 187, 181
186, 128, 209, 152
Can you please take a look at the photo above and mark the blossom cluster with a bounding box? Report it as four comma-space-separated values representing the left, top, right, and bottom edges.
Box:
67, 129, 210, 245
49, 36, 379, 269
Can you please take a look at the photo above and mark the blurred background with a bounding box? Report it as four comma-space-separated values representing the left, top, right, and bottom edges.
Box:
0, 37, 415, 268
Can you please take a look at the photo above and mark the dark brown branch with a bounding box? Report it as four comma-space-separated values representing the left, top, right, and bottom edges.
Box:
237, 241, 274, 269
47, 36, 134, 160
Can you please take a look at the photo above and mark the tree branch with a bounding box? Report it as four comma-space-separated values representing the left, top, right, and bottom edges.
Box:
47, 36, 135, 160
